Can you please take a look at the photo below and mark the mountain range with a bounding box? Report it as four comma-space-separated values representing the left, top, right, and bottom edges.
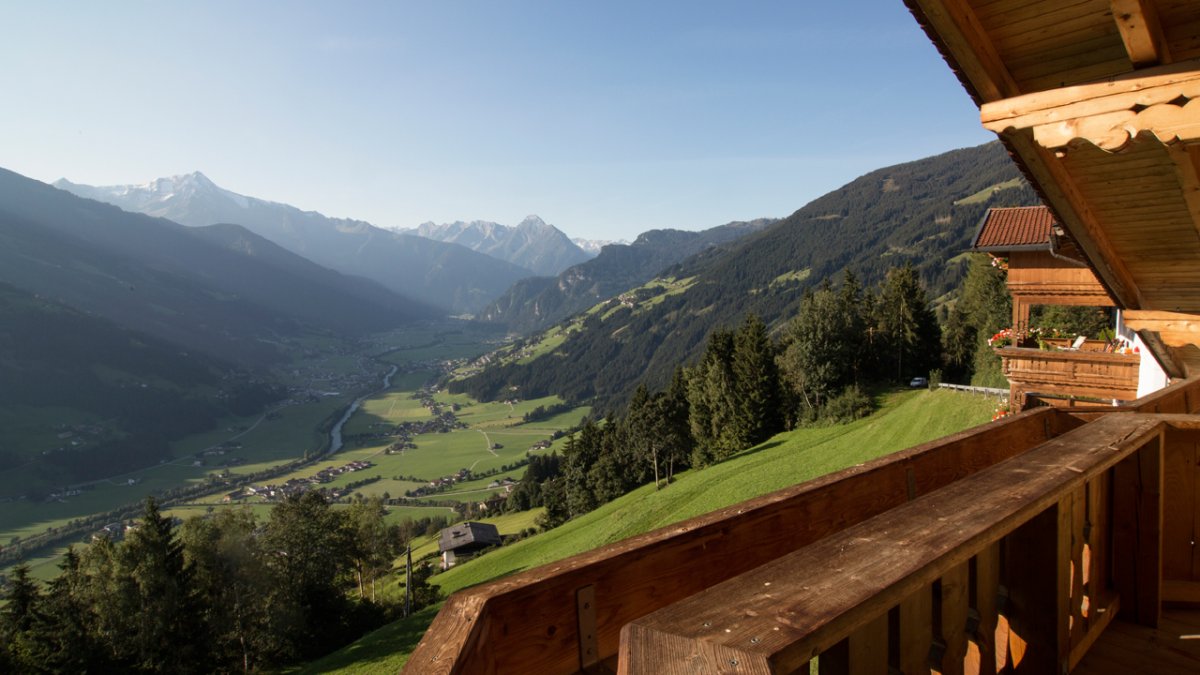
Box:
0, 168, 435, 365
412, 216, 591, 276
53, 173, 531, 314
478, 219, 777, 333
451, 142, 1040, 409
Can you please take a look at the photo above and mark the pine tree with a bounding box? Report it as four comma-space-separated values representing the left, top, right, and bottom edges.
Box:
180, 508, 272, 671
875, 264, 941, 383
957, 254, 1011, 386
731, 314, 782, 446
121, 496, 205, 673
687, 329, 739, 465
779, 287, 845, 412
27, 547, 105, 672
1, 563, 41, 670
262, 491, 354, 660
562, 421, 601, 517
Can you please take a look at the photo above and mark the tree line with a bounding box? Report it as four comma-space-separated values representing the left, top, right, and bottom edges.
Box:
0, 494, 437, 673
508, 265, 942, 528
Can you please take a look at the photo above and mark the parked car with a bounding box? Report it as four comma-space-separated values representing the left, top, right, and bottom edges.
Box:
909, 377, 928, 388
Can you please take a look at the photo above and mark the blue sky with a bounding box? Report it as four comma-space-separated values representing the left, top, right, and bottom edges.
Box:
1, 1, 993, 240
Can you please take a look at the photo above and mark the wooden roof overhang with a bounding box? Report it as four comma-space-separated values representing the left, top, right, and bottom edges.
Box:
905, 0, 1200, 374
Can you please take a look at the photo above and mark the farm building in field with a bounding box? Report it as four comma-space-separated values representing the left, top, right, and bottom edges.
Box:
438, 521, 501, 570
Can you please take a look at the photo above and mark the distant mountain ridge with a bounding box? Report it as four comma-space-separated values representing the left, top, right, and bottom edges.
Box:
572, 237, 626, 256
1, 168, 435, 364
412, 215, 591, 276
53, 173, 531, 313
452, 142, 1040, 409
477, 218, 777, 333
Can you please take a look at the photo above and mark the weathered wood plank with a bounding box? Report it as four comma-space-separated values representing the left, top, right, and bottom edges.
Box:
618, 414, 1163, 674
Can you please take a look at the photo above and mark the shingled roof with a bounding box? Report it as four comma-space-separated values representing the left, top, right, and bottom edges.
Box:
971, 206, 1056, 252
438, 521, 501, 553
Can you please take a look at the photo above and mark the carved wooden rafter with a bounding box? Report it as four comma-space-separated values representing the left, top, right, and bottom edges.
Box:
981, 59, 1200, 152
1111, 0, 1172, 68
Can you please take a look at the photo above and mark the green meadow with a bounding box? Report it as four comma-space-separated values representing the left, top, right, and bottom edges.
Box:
304, 388, 1000, 673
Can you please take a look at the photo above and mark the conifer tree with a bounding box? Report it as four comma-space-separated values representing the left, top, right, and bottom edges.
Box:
875, 264, 941, 383
0, 563, 41, 670
732, 314, 782, 446
957, 254, 1011, 386
29, 547, 107, 672
121, 496, 205, 673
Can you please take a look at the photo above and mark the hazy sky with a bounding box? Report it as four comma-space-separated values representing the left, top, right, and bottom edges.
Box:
1, 1, 993, 241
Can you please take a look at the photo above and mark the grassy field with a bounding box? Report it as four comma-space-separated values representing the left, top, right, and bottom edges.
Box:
305, 388, 1001, 672
0, 321, 511, 574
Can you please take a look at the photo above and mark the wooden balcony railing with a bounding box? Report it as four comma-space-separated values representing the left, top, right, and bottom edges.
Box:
620, 413, 1169, 674
404, 377, 1200, 674
997, 346, 1140, 409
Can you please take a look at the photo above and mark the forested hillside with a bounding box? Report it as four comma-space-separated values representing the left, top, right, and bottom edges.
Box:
478, 219, 775, 333
453, 142, 1037, 410
0, 283, 277, 482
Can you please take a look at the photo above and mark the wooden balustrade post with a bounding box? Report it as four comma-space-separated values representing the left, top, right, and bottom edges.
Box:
1003, 498, 1070, 674
896, 586, 933, 675
967, 543, 1000, 675
1112, 436, 1164, 627
935, 563, 970, 675
1161, 428, 1200, 603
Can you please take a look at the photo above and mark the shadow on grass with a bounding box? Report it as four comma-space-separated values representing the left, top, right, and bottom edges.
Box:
297, 604, 444, 674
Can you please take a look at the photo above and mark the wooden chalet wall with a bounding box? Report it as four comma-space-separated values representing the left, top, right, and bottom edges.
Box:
1007, 249, 1113, 331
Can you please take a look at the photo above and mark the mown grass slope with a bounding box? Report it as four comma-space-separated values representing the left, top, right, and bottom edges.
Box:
302, 388, 999, 673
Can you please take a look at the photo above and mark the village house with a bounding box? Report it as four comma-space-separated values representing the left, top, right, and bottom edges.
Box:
438, 521, 502, 571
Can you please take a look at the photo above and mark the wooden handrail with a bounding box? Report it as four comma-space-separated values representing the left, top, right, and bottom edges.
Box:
405, 408, 1081, 674
619, 413, 1169, 674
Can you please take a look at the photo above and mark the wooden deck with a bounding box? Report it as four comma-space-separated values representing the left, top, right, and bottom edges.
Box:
1074, 609, 1200, 675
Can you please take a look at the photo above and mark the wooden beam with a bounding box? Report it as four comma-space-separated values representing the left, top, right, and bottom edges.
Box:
982, 59, 1200, 130
1111, 0, 1173, 67
1168, 143, 1200, 240
1123, 309, 1200, 347
911, 0, 1020, 102
1004, 131, 1144, 309
1135, 328, 1187, 380
981, 58, 1200, 151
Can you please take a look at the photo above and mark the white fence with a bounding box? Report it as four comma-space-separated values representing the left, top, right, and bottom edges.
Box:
937, 383, 1008, 397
